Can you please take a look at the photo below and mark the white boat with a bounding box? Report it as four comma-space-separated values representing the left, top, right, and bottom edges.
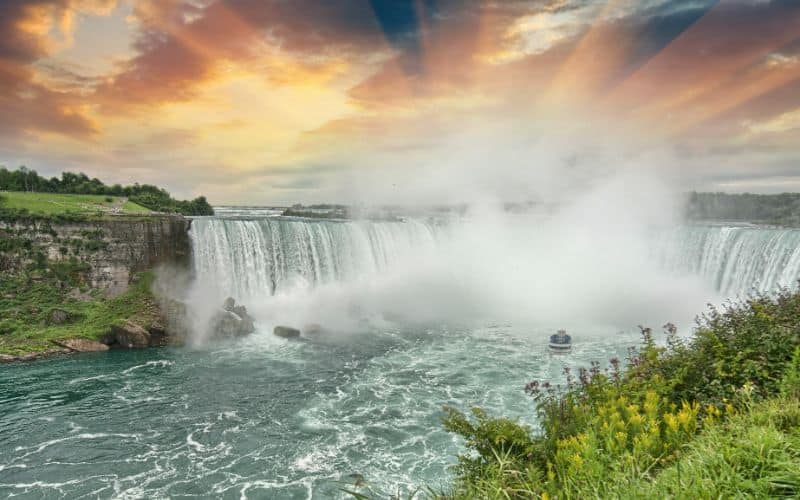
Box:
548, 329, 572, 353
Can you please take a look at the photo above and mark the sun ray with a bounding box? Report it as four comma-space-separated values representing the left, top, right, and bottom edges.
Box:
606, 1, 800, 126
542, 0, 636, 110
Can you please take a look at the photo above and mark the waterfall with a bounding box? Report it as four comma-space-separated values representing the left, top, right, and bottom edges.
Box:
656, 225, 800, 297
191, 216, 800, 302
190, 217, 443, 300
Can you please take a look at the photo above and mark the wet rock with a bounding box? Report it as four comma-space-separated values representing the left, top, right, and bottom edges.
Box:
274, 325, 300, 339
109, 321, 152, 348
209, 298, 255, 339
160, 297, 189, 345
20, 353, 38, 361
0, 354, 18, 363
53, 338, 110, 352
147, 320, 169, 346
46, 348, 72, 356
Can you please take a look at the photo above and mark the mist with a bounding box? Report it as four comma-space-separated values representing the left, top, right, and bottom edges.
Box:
177, 168, 717, 345
167, 117, 729, 344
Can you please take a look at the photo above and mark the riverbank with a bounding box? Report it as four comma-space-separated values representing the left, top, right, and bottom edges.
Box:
0, 272, 170, 361
433, 290, 800, 499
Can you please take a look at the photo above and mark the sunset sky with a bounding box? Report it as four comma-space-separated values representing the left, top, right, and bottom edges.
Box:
1, 0, 799, 204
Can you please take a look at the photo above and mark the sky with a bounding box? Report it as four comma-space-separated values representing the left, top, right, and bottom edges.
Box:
0, 0, 799, 204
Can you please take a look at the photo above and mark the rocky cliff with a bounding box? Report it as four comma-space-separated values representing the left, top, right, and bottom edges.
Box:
0, 215, 194, 359
0, 215, 191, 296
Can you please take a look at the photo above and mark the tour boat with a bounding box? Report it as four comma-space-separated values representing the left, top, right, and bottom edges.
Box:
548, 329, 572, 353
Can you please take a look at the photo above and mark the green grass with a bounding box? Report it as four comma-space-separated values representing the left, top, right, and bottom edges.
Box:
0, 191, 151, 215
435, 291, 800, 499
615, 396, 800, 499
121, 200, 152, 213
0, 270, 160, 356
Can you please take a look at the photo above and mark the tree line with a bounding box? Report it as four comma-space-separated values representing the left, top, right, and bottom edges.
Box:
0, 166, 214, 216
685, 192, 800, 226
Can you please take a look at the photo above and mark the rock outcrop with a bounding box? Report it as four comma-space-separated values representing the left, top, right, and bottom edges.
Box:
52, 338, 110, 352
48, 308, 72, 325
0, 348, 73, 363
208, 297, 256, 339
274, 325, 300, 339
0, 215, 191, 297
108, 321, 152, 348
155, 297, 189, 345
0, 215, 194, 361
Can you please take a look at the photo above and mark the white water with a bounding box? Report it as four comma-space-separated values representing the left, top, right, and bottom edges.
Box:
189, 216, 800, 337
656, 224, 800, 297
191, 217, 445, 300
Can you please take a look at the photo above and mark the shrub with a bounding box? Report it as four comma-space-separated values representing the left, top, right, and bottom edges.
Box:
441, 290, 800, 498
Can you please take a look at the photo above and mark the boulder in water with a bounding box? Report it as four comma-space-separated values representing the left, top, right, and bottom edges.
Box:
209, 298, 256, 339
274, 325, 300, 339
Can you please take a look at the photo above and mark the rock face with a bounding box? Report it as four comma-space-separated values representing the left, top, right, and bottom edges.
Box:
160, 298, 189, 345
53, 338, 110, 352
0, 215, 191, 297
208, 298, 255, 339
274, 326, 301, 339
108, 321, 152, 348
0, 216, 194, 360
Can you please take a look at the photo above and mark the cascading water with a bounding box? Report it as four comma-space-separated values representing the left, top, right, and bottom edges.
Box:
192, 217, 800, 303
656, 224, 800, 297
190, 217, 444, 300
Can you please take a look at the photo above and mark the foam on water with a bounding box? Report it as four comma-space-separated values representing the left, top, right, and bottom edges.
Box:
0, 326, 636, 498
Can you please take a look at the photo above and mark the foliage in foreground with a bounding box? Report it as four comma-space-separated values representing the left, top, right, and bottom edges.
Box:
439, 290, 800, 499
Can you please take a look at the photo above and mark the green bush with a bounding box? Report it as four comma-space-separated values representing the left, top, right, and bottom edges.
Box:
0, 166, 214, 216
440, 290, 800, 499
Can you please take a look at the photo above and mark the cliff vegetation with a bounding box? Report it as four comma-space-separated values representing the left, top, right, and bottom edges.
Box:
0, 267, 160, 357
0, 213, 191, 359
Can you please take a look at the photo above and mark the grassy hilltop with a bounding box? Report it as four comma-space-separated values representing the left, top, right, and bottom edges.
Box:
0, 166, 213, 217
1, 191, 151, 216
